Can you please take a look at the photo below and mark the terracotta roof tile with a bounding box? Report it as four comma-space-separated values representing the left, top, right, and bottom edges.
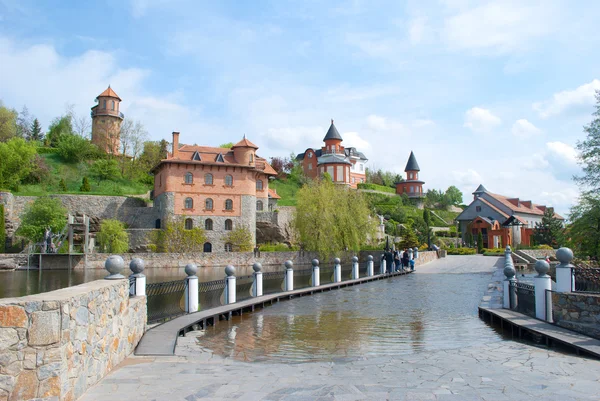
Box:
268, 188, 281, 199
232, 137, 259, 149
486, 192, 564, 219
97, 86, 121, 101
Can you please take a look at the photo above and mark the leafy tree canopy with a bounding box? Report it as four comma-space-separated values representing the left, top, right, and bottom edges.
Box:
575, 90, 600, 193
223, 225, 254, 252
90, 159, 121, 184
568, 194, 600, 258
154, 217, 207, 252
532, 207, 564, 248
45, 115, 74, 147
16, 197, 67, 242
97, 219, 129, 253
0, 138, 38, 190
0, 101, 18, 142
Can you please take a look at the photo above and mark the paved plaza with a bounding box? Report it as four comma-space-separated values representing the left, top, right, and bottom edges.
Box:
80, 256, 600, 401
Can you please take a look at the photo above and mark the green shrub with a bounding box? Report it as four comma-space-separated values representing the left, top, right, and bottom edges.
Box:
223, 225, 254, 252
357, 183, 396, 194
0, 204, 5, 252
15, 197, 67, 242
80, 177, 91, 192
259, 243, 292, 252
36, 147, 60, 154
446, 247, 477, 255
57, 134, 97, 163
97, 219, 129, 253
59, 179, 67, 192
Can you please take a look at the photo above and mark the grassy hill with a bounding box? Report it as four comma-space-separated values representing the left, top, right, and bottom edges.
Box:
13, 153, 151, 197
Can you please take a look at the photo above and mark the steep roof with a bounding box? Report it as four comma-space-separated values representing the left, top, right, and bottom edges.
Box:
485, 192, 564, 220
232, 136, 259, 149
473, 184, 487, 194
404, 151, 420, 172
96, 86, 121, 101
323, 120, 343, 141
268, 188, 281, 199
478, 197, 509, 219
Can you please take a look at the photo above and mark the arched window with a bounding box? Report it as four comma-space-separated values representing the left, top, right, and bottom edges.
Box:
225, 219, 233, 230
205, 198, 213, 210
205, 173, 213, 185
256, 180, 263, 190
184, 218, 193, 230
103, 99, 107, 109
249, 153, 254, 162
185, 172, 193, 184
203, 242, 212, 253
205, 219, 213, 230
184, 197, 193, 209
225, 199, 233, 210
111, 100, 115, 110
410, 186, 414, 193
257, 200, 263, 211
224, 243, 233, 252
225, 175, 233, 187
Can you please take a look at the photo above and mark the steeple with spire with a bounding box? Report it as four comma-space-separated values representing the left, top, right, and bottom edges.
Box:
395, 151, 425, 198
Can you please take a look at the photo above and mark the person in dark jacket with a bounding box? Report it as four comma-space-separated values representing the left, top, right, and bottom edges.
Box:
385, 250, 394, 274
402, 249, 410, 269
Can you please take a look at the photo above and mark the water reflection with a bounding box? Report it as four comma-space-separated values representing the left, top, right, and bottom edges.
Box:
195, 273, 504, 362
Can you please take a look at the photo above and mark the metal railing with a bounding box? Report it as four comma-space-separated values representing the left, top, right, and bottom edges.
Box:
146, 279, 187, 324
573, 267, 600, 293
236, 275, 255, 303
319, 267, 335, 285
511, 282, 536, 318
262, 271, 286, 295
294, 268, 313, 290
198, 279, 226, 310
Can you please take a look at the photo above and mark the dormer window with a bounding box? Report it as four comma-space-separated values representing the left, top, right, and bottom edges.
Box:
192, 151, 201, 161
216, 153, 225, 162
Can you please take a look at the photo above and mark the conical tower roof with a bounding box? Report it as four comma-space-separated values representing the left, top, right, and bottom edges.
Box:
323, 119, 343, 141
96, 85, 121, 101
404, 151, 420, 172
232, 136, 258, 149
472, 184, 487, 194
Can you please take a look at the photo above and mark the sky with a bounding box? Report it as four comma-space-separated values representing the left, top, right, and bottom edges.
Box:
1, 0, 599, 217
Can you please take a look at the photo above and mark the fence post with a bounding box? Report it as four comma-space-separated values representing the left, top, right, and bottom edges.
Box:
284, 260, 294, 291
367, 255, 374, 277
225, 265, 236, 304
503, 253, 516, 309
555, 247, 574, 293
380, 256, 386, 275
534, 260, 552, 321
351, 256, 359, 280
104, 255, 125, 280
129, 257, 146, 296
185, 263, 198, 313
312, 259, 320, 287
334, 258, 342, 283
253, 262, 263, 297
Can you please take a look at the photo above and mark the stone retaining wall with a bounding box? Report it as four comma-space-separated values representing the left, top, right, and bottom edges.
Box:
552, 292, 600, 339
0, 279, 146, 401
520, 249, 555, 259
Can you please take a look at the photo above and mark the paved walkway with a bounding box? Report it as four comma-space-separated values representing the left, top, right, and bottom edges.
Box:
81, 256, 600, 401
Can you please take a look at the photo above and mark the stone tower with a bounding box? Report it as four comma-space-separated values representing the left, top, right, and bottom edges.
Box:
90, 86, 123, 154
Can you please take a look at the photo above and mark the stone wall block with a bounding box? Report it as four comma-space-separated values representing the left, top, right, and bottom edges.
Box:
38, 375, 61, 398
28, 310, 61, 346
42, 301, 60, 311
8, 369, 37, 401
0, 329, 19, 351
24, 301, 42, 314
75, 307, 89, 326
0, 306, 27, 329
0, 374, 16, 393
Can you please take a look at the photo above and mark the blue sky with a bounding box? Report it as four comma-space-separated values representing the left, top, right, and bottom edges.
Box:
1, 0, 600, 216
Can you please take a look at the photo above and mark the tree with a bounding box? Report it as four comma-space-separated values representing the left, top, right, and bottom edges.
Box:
71, 112, 91, 138
269, 156, 294, 178
399, 223, 419, 249
568, 195, 600, 258
119, 119, 148, 175
466, 232, 474, 248
16, 197, 67, 242
293, 178, 376, 260
97, 219, 129, 253
89, 159, 120, 184
45, 115, 74, 147
57, 134, 97, 163
59, 179, 67, 192
0, 138, 37, 190
80, 176, 91, 192
444, 186, 463, 206
477, 232, 484, 253
219, 142, 234, 148
423, 209, 432, 247
0, 102, 18, 142
575, 90, 600, 192
16, 106, 32, 139
532, 207, 564, 247
154, 218, 207, 252
223, 225, 254, 252
29, 118, 43, 142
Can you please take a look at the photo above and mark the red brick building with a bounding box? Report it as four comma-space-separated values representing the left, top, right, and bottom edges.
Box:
395, 151, 425, 198
90, 86, 123, 154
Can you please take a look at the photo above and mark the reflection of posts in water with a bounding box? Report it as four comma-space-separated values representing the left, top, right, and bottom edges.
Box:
254, 314, 264, 337
184, 263, 198, 313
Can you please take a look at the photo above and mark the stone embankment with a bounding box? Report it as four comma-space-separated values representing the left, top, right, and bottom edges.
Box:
0, 279, 146, 401
552, 292, 600, 339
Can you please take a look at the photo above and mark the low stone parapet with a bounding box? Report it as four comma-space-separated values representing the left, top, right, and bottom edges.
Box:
0, 279, 146, 400
552, 292, 600, 340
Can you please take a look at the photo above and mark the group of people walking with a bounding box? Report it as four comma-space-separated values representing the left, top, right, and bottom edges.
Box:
382, 248, 415, 273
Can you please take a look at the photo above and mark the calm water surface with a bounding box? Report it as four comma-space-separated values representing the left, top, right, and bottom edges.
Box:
195, 272, 504, 362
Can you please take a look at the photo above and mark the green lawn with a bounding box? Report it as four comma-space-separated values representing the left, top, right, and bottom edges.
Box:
270, 179, 300, 206
13, 153, 151, 196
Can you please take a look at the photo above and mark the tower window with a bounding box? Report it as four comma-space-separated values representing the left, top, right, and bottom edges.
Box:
225, 199, 233, 210
205, 198, 213, 210
205, 219, 213, 230
224, 243, 233, 252
257, 200, 263, 211
256, 180, 263, 190
249, 153, 254, 163
184, 218, 193, 230
185, 172, 193, 184
225, 219, 233, 230
184, 197, 193, 209
103, 99, 106, 109
111, 100, 115, 110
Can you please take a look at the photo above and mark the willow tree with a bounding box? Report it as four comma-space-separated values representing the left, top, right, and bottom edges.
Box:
293, 179, 376, 260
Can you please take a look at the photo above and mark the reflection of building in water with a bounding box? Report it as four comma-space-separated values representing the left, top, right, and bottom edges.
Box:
409, 311, 425, 353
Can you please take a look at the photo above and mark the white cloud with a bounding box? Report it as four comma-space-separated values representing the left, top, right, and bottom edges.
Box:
342, 131, 371, 151
442, 1, 557, 54
412, 119, 435, 128
260, 126, 324, 151
546, 141, 578, 165
463, 107, 501, 133
532, 79, 600, 118
451, 169, 483, 187
366, 114, 387, 131
511, 119, 541, 138
522, 153, 550, 170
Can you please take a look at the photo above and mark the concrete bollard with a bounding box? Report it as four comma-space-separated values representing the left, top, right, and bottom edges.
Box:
334, 257, 342, 283
312, 259, 320, 287
367, 255, 374, 277
351, 256, 359, 280
503, 256, 516, 309
104, 255, 125, 280
184, 263, 199, 313
534, 260, 552, 321
413, 247, 419, 260
380, 258, 386, 275
253, 262, 263, 297
284, 260, 294, 291
555, 247, 574, 293
129, 258, 146, 297
224, 265, 236, 304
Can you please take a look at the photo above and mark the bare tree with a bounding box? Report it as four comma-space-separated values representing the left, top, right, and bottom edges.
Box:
119, 118, 148, 176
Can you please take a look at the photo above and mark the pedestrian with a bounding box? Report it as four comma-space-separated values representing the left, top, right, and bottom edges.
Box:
385, 249, 394, 274
402, 249, 410, 269
394, 250, 401, 272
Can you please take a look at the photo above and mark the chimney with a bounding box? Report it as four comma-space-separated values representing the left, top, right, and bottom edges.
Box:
172, 132, 180, 159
